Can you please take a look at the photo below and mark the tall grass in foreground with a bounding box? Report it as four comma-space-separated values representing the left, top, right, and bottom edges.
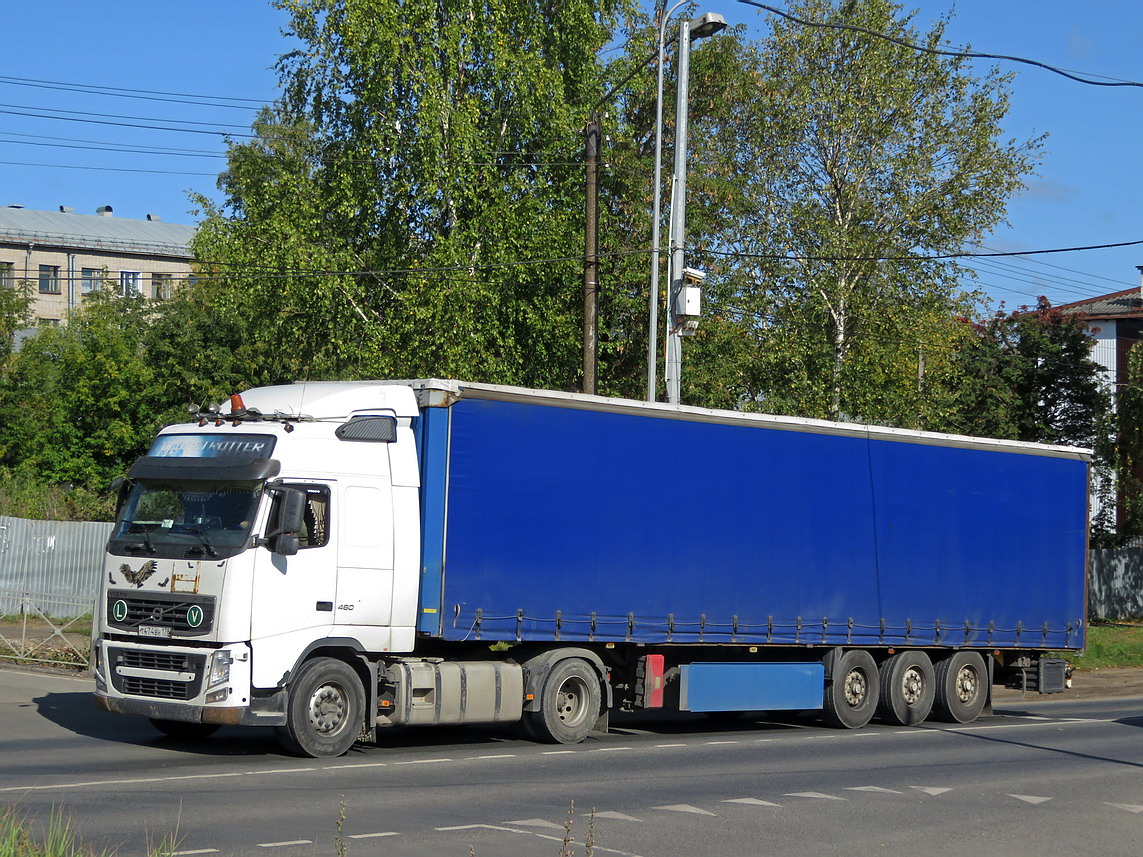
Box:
0, 807, 180, 857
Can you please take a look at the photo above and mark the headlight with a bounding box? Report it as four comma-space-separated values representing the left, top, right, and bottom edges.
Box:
207, 651, 233, 689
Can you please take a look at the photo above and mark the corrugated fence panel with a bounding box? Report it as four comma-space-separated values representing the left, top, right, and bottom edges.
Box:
0, 515, 111, 617
1089, 548, 1143, 620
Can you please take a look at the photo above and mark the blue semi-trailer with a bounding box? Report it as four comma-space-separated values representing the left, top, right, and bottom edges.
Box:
93, 380, 1088, 757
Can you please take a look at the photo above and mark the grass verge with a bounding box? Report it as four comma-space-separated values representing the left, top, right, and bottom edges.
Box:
1058, 621, 1143, 670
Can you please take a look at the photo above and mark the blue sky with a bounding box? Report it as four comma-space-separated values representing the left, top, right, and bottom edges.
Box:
2, 1, 1139, 310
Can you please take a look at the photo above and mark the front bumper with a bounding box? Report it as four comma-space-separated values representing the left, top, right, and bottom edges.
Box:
92, 637, 286, 726
93, 688, 287, 726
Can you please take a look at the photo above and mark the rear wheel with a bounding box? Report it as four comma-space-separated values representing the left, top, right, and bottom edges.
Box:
821, 650, 879, 729
877, 651, 935, 726
932, 651, 988, 723
276, 657, 364, 758
149, 719, 220, 741
524, 658, 601, 744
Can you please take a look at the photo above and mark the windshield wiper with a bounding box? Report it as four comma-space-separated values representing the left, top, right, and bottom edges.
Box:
182, 525, 219, 558
123, 525, 156, 554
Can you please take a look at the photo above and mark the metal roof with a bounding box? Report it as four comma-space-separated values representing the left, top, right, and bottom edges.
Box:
0, 206, 195, 259
1057, 287, 1143, 320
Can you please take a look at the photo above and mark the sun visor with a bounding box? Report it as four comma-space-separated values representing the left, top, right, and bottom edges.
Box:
126, 456, 282, 482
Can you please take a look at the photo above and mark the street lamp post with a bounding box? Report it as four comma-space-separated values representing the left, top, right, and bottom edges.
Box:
646, 8, 727, 404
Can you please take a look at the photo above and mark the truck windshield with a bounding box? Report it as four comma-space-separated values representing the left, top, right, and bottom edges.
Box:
109, 480, 263, 560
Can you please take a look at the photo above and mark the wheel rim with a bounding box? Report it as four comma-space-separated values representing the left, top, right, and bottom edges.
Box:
955, 664, 979, 704
901, 666, 926, 706
843, 668, 868, 708
555, 675, 590, 728
308, 682, 348, 735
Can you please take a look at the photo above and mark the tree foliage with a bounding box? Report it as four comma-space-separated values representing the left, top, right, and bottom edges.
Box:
951, 297, 1110, 447
681, 0, 1040, 424
194, 0, 634, 388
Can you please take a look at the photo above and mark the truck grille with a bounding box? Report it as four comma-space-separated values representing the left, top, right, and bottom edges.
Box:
116, 649, 192, 672
121, 676, 194, 700
107, 646, 207, 701
106, 590, 215, 636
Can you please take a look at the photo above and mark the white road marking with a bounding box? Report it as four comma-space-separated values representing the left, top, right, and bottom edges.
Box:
911, 787, 952, 796
595, 811, 642, 821
436, 824, 521, 832
324, 762, 388, 770
1106, 803, 1143, 814
347, 832, 400, 839
257, 840, 311, 848
723, 798, 781, 807
655, 743, 687, 748
845, 786, 903, 794
784, 792, 845, 801
171, 849, 219, 855
1009, 795, 1053, 805
392, 758, 452, 765
504, 818, 566, 830
704, 740, 739, 745
542, 750, 577, 755
591, 746, 634, 752
654, 804, 716, 816
467, 754, 516, 760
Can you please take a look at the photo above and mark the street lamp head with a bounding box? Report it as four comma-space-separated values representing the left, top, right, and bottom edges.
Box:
689, 12, 728, 39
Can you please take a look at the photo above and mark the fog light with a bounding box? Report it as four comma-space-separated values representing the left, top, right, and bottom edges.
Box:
205, 688, 230, 704
208, 651, 233, 689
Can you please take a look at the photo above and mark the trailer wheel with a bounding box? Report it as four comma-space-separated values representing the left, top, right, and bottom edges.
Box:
877, 650, 935, 726
525, 658, 601, 744
276, 657, 364, 758
149, 719, 220, 741
932, 652, 987, 723
821, 650, 879, 729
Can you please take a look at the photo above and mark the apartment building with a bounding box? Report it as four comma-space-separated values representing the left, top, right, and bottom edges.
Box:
0, 204, 196, 325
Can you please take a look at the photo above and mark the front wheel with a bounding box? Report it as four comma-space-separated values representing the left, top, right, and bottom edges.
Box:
821, 650, 879, 729
276, 657, 365, 758
524, 658, 602, 744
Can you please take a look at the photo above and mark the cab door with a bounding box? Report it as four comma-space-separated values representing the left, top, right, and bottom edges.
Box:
335, 481, 395, 630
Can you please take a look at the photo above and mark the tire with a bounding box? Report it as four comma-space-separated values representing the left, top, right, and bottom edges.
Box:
149, 719, 220, 741
932, 651, 988, 723
877, 650, 935, 726
527, 658, 602, 744
821, 650, 879, 729
276, 657, 365, 758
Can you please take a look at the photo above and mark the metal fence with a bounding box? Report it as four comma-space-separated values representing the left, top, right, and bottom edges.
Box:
0, 589, 91, 667
1089, 548, 1143, 620
0, 515, 110, 617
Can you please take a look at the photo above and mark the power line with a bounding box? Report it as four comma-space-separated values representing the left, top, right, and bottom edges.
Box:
0, 106, 254, 138
738, 1, 1143, 88
0, 74, 269, 105
0, 160, 218, 177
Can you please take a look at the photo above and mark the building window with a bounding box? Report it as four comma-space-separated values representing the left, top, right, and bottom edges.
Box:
38, 265, 60, 294
37, 317, 60, 327
81, 268, 103, 294
0, 261, 13, 287
151, 273, 173, 300
119, 271, 142, 296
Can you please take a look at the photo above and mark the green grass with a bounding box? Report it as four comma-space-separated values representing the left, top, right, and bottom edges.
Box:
1059, 622, 1143, 670
0, 807, 181, 857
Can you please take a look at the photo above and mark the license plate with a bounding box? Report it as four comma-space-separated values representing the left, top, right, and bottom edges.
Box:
138, 625, 170, 638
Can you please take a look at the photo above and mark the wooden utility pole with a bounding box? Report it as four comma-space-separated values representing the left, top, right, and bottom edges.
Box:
582, 113, 601, 395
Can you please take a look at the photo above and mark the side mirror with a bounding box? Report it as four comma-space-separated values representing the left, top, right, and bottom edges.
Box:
111, 476, 132, 516
264, 487, 307, 554
273, 534, 300, 556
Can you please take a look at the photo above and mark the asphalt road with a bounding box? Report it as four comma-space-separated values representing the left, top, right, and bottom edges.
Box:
2, 667, 1142, 857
